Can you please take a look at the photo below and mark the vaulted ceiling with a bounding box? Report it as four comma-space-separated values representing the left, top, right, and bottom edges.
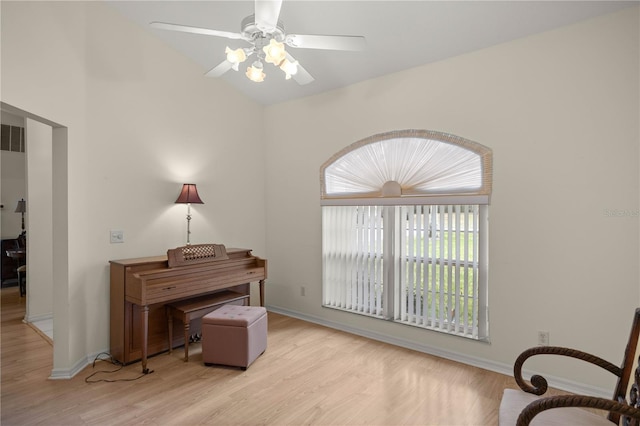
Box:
108, 1, 634, 105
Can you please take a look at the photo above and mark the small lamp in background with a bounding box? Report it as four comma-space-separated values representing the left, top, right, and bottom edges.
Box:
175, 184, 204, 245
15, 198, 26, 235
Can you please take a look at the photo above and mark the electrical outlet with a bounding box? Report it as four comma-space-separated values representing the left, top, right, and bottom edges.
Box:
300, 286, 306, 297
110, 230, 124, 244
538, 330, 550, 346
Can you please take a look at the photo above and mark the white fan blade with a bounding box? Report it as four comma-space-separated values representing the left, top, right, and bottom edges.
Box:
255, 0, 283, 33
205, 60, 233, 77
150, 22, 244, 40
285, 52, 314, 85
285, 34, 366, 51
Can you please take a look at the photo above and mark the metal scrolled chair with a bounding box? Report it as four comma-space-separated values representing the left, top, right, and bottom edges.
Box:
499, 308, 640, 426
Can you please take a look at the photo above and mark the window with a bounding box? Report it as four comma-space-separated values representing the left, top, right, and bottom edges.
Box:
320, 130, 492, 340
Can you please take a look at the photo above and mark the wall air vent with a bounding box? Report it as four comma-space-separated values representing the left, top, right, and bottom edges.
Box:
0, 124, 25, 153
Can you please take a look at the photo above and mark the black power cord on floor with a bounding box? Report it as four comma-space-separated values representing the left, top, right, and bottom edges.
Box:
84, 352, 148, 383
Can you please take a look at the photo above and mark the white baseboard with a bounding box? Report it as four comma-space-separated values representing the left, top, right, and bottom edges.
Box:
23, 312, 52, 323
48, 348, 110, 380
266, 304, 611, 399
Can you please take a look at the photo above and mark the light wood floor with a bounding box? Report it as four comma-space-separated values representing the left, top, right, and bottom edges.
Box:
2, 286, 530, 425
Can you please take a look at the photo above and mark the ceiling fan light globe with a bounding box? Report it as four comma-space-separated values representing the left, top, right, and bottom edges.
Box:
280, 58, 299, 78
225, 46, 247, 64
263, 39, 286, 65
246, 61, 266, 82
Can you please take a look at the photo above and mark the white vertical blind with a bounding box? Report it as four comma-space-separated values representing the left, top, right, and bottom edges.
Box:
393, 205, 480, 337
323, 206, 384, 317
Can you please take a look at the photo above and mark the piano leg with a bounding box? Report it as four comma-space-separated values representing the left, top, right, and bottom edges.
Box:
183, 321, 190, 362
141, 304, 153, 374
259, 280, 265, 307
167, 306, 173, 355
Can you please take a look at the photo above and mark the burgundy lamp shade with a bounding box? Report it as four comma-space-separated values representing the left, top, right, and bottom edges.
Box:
15, 199, 26, 213
15, 198, 26, 233
175, 184, 204, 204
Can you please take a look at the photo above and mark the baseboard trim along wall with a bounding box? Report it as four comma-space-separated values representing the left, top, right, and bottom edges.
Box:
266, 304, 611, 399
49, 348, 109, 380
24, 312, 52, 324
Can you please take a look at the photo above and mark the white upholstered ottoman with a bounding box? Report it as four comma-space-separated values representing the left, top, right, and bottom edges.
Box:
202, 305, 267, 369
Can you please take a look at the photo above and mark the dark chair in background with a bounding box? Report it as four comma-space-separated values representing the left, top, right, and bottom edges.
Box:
1, 238, 20, 284
17, 264, 26, 296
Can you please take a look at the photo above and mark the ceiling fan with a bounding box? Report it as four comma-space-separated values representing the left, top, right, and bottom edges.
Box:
150, 0, 366, 85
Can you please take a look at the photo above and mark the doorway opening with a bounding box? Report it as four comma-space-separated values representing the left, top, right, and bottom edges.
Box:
0, 101, 69, 377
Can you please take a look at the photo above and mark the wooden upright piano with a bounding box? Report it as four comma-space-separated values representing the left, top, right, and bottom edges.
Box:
110, 244, 266, 373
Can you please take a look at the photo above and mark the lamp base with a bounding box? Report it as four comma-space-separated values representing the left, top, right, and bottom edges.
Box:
186, 204, 192, 245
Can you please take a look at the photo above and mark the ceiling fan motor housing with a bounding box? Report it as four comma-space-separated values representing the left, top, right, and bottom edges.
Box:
241, 14, 286, 47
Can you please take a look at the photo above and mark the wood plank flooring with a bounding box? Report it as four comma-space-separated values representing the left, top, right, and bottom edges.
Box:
1, 286, 535, 425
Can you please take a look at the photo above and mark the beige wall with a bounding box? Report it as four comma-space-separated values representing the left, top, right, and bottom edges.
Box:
264, 7, 639, 393
1, 1, 266, 376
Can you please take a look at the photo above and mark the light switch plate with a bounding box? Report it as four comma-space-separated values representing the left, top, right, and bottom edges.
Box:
110, 230, 124, 244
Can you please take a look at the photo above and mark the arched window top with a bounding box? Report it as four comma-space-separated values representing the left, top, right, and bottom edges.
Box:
320, 129, 492, 205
